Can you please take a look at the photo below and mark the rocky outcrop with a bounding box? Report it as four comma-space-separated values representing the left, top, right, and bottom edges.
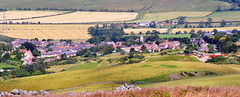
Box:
115, 84, 141, 91
0, 89, 50, 96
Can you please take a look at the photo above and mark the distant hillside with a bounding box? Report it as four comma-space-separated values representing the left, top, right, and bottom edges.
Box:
0, 0, 232, 12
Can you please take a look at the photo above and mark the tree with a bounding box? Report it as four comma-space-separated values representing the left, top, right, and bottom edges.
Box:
3, 53, 10, 59
177, 16, 186, 24
141, 45, 147, 53
190, 33, 198, 38
61, 53, 67, 60
221, 20, 226, 27
130, 48, 135, 53
149, 21, 156, 28
208, 44, 215, 53
207, 18, 212, 27
216, 5, 221, 12
15, 52, 22, 60
199, 21, 204, 28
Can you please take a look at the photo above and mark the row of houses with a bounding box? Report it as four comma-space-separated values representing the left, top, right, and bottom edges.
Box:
121, 40, 180, 53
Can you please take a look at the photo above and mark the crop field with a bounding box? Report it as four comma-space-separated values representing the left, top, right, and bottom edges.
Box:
10, 12, 138, 23
186, 11, 240, 22
0, 11, 64, 21
136, 11, 212, 22
0, 63, 16, 69
124, 28, 168, 33
1, 55, 240, 92
0, 24, 94, 40
171, 27, 240, 33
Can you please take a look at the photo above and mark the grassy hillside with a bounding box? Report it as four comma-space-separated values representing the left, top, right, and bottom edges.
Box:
0, 0, 232, 12
0, 55, 240, 92
140, 74, 240, 87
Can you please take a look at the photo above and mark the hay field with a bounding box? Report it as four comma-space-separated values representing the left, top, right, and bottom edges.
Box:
124, 28, 168, 33
0, 24, 93, 40
9, 12, 138, 23
0, 11, 64, 21
172, 27, 240, 33
134, 11, 212, 22
1, 55, 240, 92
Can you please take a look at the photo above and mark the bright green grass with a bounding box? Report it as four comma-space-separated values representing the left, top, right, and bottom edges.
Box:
0, 63, 16, 69
147, 55, 199, 62
139, 74, 240, 88
1, 58, 240, 92
67, 62, 98, 71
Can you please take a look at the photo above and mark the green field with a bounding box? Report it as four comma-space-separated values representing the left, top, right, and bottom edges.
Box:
0, 63, 16, 69
0, 0, 232, 12
186, 11, 240, 22
1, 55, 240, 92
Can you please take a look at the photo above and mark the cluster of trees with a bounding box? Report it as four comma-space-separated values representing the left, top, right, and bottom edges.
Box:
19, 42, 40, 56
117, 48, 145, 65
203, 29, 239, 53
0, 60, 47, 79
15, 7, 135, 12
76, 44, 114, 57
87, 24, 125, 44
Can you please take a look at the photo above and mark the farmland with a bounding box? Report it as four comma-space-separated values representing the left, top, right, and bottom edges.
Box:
186, 11, 240, 22
171, 27, 240, 33
7, 11, 138, 24
0, 24, 94, 40
135, 11, 212, 22
0, 55, 240, 92
124, 28, 168, 33
0, 0, 232, 12
0, 11, 65, 21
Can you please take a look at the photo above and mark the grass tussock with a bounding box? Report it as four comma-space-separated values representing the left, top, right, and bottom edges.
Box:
35, 86, 240, 97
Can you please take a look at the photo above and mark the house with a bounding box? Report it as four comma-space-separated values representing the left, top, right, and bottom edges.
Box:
21, 50, 35, 65
19, 48, 28, 53
139, 21, 150, 27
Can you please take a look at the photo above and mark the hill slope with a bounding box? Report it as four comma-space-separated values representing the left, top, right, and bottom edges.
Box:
0, 0, 232, 12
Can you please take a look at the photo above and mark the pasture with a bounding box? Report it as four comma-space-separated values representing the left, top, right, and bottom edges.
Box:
0, 24, 94, 40
124, 28, 168, 34
171, 27, 240, 33
9, 12, 138, 23
186, 11, 240, 22
136, 11, 212, 22
0, 55, 240, 92
0, 11, 64, 21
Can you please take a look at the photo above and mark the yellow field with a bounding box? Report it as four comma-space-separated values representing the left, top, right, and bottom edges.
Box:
172, 27, 240, 33
133, 11, 212, 22
124, 28, 168, 33
9, 12, 137, 23
0, 24, 94, 40
0, 11, 64, 21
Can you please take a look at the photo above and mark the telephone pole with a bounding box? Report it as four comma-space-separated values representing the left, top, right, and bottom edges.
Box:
2, 11, 7, 33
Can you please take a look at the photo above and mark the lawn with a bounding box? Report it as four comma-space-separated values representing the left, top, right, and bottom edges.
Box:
1, 55, 240, 92
0, 63, 16, 69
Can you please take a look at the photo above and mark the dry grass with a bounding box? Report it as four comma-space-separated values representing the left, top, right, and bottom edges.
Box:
8, 12, 137, 23
124, 28, 168, 33
172, 27, 240, 33
0, 24, 93, 40
0, 11, 63, 21
39, 86, 240, 97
